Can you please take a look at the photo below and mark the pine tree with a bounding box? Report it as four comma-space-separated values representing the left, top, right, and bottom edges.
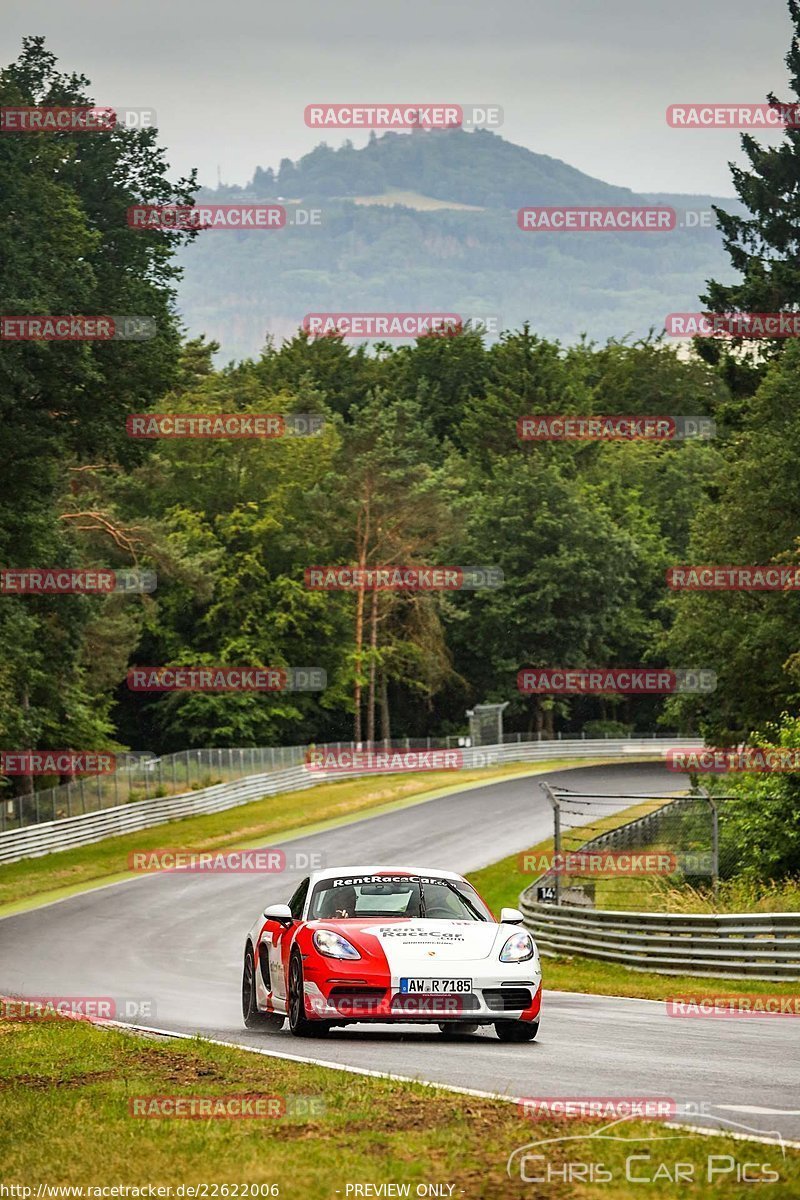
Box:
700, 0, 800, 356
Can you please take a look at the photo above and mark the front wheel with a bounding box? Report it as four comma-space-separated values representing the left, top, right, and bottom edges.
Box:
288, 953, 329, 1037
495, 1018, 539, 1043
242, 947, 285, 1031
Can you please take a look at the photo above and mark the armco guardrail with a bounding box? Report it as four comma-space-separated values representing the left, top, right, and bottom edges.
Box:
0, 736, 691, 865
519, 793, 800, 981
518, 899, 800, 981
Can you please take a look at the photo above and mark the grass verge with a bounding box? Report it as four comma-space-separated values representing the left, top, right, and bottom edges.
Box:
0, 1016, 795, 1199
0, 757, 623, 919
594, 872, 800, 914
467, 819, 800, 1001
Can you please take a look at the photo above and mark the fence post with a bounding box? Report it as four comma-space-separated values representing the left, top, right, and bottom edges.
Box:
542, 782, 561, 907
702, 788, 720, 899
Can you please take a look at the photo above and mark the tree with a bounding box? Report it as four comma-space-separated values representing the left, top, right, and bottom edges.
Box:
0, 37, 196, 787
710, 714, 800, 882
252, 166, 276, 196
105, 362, 344, 751
700, 1, 800, 364
665, 342, 800, 740
326, 391, 460, 741
450, 453, 652, 738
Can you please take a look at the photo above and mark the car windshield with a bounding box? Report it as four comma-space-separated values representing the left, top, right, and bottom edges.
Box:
307, 874, 492, 922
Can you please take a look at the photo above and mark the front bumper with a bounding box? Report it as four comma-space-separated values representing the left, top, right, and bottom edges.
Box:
304, 974, 543, 1023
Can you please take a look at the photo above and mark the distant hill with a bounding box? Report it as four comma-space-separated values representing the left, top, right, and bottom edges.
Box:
176, 129, 743, 360
249, 127, 644, 208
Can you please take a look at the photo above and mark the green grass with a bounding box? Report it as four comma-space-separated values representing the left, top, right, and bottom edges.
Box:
0, 757, 625, 918
593, 872, 800, 914
0, 1016, 796, 1198
467, 823, 800, 1001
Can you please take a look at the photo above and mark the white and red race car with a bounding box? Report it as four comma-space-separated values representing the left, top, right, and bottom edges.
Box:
242, 865, 542, 1040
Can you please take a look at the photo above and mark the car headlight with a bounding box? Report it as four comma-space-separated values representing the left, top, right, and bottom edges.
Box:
313, 929, 361, 960
499, 931, 534, 963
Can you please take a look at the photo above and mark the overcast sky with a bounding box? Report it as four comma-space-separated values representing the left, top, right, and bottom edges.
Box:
3, 0, 794, 195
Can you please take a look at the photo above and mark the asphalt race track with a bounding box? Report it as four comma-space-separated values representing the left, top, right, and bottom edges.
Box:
1, 762, 798, 1145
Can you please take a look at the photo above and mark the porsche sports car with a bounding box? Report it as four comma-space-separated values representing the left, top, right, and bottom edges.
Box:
242, 864, 542, 1040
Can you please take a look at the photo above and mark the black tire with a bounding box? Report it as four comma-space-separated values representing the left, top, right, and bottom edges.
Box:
495, 1018, 539, 1042
242, 947, 285, 1031
288, 952, 329, 1037
438, 1023, 480, 1037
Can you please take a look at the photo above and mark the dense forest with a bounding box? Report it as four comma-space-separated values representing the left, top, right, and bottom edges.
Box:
2, 30, 800, 799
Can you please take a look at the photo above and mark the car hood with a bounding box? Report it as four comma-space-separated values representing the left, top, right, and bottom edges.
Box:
324, 918, 505, 962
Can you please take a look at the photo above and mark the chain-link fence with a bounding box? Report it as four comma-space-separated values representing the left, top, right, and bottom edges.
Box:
531, 784, 741, 911
0, 730, 677, 832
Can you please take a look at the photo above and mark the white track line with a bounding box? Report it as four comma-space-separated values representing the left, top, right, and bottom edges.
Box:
101, 1019, 800, 1150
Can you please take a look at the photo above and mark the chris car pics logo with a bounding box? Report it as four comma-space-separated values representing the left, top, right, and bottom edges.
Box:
507, 1114, 783, 1185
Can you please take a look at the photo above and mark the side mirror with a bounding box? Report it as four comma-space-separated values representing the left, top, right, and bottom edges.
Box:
263, 903, 293, 924
500, 907, 524, 925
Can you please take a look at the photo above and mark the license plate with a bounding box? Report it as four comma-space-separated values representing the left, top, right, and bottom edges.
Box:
399, 977, 472, 994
